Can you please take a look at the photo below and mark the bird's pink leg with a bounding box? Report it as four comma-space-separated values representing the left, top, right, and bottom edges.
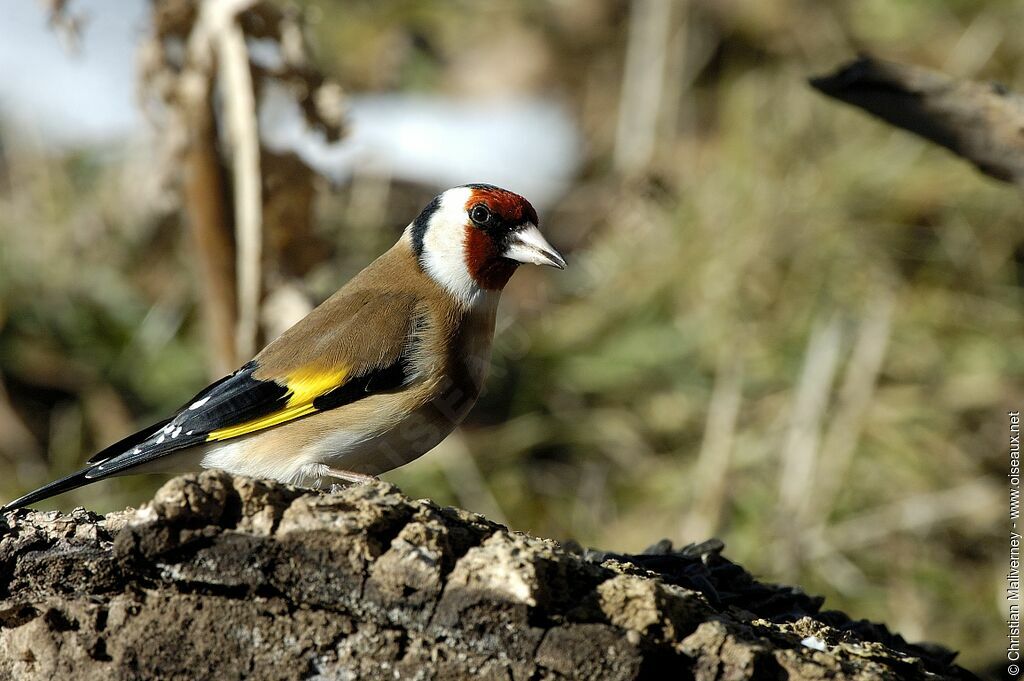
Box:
325, 467, 378, 484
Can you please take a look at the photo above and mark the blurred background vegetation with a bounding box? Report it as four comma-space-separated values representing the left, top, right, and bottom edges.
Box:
1, 0, 1021, 672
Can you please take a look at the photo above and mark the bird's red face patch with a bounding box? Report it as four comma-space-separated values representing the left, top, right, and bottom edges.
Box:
461, 186, 538, 290
464, 228, 516, 290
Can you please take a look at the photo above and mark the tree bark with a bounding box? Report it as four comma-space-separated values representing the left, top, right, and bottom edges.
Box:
0, 472, 977, 680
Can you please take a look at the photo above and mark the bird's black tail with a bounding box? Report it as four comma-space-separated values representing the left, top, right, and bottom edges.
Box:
2, 418, 175, 513
2, 466, 96, 513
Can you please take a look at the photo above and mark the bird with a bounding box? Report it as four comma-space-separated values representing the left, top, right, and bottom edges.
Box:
3, 184, 565, 512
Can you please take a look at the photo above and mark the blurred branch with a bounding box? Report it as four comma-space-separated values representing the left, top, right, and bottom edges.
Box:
179, 71, 239, 376
40, 0, 85, 54
809, 478, 1000, 558
204, 0, 263, 361
614, 0, 675, 176
775, 314, 843, 575
811, 291, 895, 522
142, 0, 348, 375
682, 354, 743, 540
811, 54, 1024, 187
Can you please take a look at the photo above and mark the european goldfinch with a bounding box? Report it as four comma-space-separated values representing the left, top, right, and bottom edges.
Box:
3, 184, 565, 512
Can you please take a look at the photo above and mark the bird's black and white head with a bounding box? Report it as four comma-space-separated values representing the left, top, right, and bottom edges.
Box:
407, 184, 566, 305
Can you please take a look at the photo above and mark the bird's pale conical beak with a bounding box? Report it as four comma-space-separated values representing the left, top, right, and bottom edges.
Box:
503, 224, 566, 269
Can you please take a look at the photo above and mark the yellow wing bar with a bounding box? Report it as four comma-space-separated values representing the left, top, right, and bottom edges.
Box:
206, 367, 349, 442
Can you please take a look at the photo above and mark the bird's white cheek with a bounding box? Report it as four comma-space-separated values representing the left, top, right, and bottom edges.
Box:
420, 189, 485, 306
423, 224, 468, 276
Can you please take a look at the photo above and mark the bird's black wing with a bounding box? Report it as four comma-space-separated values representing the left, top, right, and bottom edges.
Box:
3, 290, 424, 512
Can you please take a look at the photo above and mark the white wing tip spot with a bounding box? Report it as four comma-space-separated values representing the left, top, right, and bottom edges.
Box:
189, 396, 211, 410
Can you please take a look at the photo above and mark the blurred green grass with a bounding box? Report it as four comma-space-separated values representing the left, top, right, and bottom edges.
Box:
1, 0, 1022, 671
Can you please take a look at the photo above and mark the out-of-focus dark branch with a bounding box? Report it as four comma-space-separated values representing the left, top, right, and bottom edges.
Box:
810, 55, 1024, 186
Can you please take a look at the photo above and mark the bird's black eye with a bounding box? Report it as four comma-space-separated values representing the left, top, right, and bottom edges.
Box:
469, 203, 492, 226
